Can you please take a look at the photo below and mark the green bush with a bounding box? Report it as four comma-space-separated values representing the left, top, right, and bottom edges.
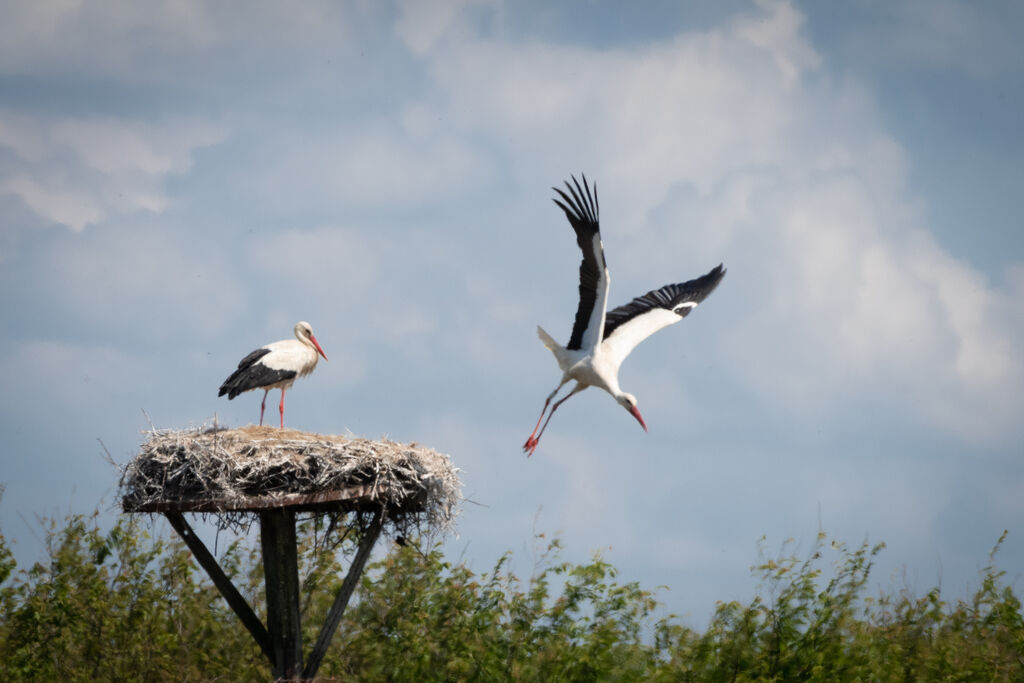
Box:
0, 513, 265, 681
0, 511, 1021, 681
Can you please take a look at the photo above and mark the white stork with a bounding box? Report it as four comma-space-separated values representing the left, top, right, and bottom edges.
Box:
218, 321, 328, 428
523, 176, 725, 456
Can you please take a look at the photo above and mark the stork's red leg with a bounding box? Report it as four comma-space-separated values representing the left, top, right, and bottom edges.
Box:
278, 388, 286, 429
523, 381, 567, 453
523, 397, 552, 449
524, 384, 582, 456
259, 389, 269, 426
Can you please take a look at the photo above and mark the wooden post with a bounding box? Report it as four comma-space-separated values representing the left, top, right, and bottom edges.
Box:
260, 509, 303, 681
163, 511, 275, 666
123, 427, 459, 680
163, 508, 387, 681
303, 508, 384, 680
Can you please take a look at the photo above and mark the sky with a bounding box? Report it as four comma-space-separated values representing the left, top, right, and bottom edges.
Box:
1, 0, 1022, 628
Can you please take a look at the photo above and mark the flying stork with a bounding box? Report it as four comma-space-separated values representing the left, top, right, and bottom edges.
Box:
218, 321, 328, 428
523, 176, 725, 456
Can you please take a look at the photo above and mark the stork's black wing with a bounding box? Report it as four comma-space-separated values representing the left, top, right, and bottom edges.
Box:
552, 175, 609, 352
601, 264, 726, 366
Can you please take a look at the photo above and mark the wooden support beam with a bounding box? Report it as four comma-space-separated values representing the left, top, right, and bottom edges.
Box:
303, 508, 385, 680
261, 509, 304, 681
163, 511, 274, 666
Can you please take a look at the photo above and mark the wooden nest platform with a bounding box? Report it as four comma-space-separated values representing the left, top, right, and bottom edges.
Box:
120, 424, 461, 537
119, 423, 462, 679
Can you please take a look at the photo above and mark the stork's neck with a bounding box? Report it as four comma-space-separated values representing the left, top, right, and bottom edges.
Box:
293, 326, 314, 349
298, 333, 319, 359
591, 357, 625, 397
603, 374, 628, 401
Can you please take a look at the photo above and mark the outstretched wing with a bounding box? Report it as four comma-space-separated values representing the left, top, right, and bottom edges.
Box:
552, 175, 609, 352
600, 264, 725, 368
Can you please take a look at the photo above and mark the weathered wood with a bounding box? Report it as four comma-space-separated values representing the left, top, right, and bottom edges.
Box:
261, 510, 303, 681
163, 511, 275, 666
303, 508, 385, 680
122, 427, 460, 681
124, 484, 427, 515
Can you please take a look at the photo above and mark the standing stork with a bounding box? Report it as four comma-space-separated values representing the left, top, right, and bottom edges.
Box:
218, 321, 328, 428
523, 176, 725, 456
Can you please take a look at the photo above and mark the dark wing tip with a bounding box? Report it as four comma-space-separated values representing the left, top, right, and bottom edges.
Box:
602, 262, 726, 337
552, 174, 599, 229
708, 262, 726, 288
686, 263, 727, 303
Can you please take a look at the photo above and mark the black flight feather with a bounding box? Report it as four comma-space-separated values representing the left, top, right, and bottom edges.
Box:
603, 263, 726, 339
218, 347, 297, 399
552, 175, 606, 351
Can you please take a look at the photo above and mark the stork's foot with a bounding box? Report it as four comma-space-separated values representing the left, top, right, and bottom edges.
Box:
523, 436, 539, 457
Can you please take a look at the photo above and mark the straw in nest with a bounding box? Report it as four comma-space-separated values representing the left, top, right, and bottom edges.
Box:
120, 424, 461, 538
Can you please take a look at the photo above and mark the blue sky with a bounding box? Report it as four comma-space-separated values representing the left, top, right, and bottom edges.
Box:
1, 0, 1022, 626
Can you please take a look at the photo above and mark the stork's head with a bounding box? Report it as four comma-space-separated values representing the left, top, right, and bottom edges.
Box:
295, 321, 329, 361
617, 393, 647, 432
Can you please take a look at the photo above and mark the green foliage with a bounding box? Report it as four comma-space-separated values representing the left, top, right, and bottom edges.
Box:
0, 511, 1021, 681
0, 512, 265, 681
655, 532, 1024, 682
325, 536, 659, 681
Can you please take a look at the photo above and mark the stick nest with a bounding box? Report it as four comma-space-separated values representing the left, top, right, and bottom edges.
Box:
120, 424, 461, 537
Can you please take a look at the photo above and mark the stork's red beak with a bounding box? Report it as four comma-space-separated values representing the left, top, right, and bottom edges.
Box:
629, 405, 648, 432
311, 334, 328, 361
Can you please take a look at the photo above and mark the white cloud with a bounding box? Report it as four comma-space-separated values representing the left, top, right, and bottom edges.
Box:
230, 118, 494, 215
398, 0, 1024, 442
710, 167, 1024, 441
245, 226, 442, 348
49, 119, 206, 176
0, 112, 223, 231
44, 223, 246, 341
247, 227, 381, 295
395, 0, 498, 56
0, 174, 106, 231
327, 128, 490, 206
415, 0, 825, 225
0, 339, 150, 414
